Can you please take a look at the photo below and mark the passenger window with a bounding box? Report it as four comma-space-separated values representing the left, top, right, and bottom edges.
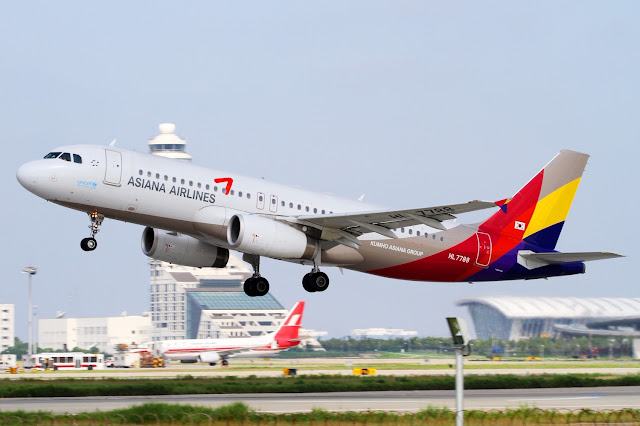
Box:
297, 204, 301, 210
156, 173, 160, 179
305, 206, 310, 212
239, 191, 243, 197
322, 210, 326, 214
230, 190, 234, 195
409, 229, 413, 235
272, 198, 276, 204
43, 152, 61, 159
172, 177, 177, 183
197, 182, 201, 188
289, 202, 293, 208
59, 152, 71, 162
189, 180, 193, 186
139, 170, 143, 175
205, 184, 210, 190
401, 228, 405, 233
181, 179, 185, 184
417, 231, 421, 236
164, 175, 168, 181
247, 193, 251, 199
432, 235, 436, 239
73, 154, 82, 164
281, 201, 285, 207
259, 195, 263, 201
214, 186, 218, 192
440, 236, 444, 241
314, 208, 317, 213
147, 171, 152, 177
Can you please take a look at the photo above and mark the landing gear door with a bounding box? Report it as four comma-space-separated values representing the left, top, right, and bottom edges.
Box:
475, 232, 492, 268
104, 150, 122, 186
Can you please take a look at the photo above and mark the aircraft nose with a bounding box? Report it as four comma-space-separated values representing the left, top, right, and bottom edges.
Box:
16, 161, 40, 190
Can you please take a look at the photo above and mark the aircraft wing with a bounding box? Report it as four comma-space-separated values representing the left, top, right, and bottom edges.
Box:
295, 200, 496, 246
517, 250, 625, 270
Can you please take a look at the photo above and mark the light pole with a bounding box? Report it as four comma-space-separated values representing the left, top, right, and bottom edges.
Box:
22, 266, 37, 359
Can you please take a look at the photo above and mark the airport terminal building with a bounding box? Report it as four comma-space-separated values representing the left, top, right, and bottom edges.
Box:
457, 296, 640, 342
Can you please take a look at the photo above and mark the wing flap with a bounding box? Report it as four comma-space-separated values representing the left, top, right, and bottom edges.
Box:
298, 200, 496, 240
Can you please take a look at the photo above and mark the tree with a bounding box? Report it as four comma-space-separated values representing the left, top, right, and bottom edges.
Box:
1, 337, 28, 357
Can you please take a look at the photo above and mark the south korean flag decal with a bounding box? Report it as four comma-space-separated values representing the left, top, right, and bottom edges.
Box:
515, 221, 526, 231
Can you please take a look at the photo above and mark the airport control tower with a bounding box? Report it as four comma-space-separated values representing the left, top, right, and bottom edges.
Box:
148, 123, 192, 161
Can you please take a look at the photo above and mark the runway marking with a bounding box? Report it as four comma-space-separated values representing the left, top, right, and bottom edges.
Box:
508, 396, 600, 401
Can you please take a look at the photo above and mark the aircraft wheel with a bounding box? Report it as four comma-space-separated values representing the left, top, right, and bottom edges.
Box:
302, 273, 316, 292
221, 359, 229, 366
254, 277, 270, 297
310, 272, 330, 292
209, 362, 216, 366
243, 278, 256, 297
80, 237, 97, 251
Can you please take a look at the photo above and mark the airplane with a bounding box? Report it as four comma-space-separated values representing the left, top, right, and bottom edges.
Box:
151, 301, 305, 365
17, 143, 623, 296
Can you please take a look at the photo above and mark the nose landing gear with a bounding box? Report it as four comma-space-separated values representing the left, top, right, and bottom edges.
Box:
81, 211, 104, 252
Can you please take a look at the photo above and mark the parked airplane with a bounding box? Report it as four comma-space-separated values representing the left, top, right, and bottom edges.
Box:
152, 301, 305, 365
17, 144, 622, 296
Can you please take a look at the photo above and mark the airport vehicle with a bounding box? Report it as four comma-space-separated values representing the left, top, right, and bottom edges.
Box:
152, 301, 305, 365
22, 352, 105, 370
17, 145, 622, 296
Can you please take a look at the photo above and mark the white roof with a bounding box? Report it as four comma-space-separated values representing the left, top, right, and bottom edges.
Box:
456, 297, 640, 320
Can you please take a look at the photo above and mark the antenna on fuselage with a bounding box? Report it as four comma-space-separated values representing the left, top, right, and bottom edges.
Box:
109, 139, 117, 147
357, 194, 365, 201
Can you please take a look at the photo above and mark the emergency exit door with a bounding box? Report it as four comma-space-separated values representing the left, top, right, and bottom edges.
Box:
475, 232, 492, 268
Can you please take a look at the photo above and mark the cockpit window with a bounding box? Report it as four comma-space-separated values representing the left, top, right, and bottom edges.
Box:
59, 153, 71, 162
73, 154, 82, 164
44, 152, 61, 159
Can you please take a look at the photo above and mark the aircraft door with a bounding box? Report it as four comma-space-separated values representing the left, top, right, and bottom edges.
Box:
104, 150, 122, 186
256, 192, 265, 210
270, 195, 278, 213
475, 232, 492, 268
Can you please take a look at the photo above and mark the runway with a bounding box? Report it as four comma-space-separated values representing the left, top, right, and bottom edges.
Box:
2, 387, 639, 414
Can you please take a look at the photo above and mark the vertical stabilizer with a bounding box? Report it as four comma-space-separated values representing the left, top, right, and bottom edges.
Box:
272, 301, 305, 348
481, 150, 589, 250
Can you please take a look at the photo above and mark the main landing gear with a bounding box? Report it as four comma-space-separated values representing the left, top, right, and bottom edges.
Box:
80, 211, 104, 252
302, 269, 330, 293
241, 253, 330, 297
243, 254, 270, 297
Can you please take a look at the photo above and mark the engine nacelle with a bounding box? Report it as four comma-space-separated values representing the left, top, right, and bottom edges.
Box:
227, 214, 318, 260
197, 351, 221, 364
141, 227, 229, 268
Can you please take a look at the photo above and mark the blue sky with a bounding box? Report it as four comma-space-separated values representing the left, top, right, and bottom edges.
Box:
2, 2, 638, 339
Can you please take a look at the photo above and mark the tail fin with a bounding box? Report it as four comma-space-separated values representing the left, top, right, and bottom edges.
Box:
273, 301, 305, 347
480, 150, 589, 250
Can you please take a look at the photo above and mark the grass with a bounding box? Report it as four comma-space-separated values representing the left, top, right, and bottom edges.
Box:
0, 372, 639, 398
0, 402, 639, 424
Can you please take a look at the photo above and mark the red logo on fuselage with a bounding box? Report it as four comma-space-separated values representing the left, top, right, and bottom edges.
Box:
214, 178, 233, 195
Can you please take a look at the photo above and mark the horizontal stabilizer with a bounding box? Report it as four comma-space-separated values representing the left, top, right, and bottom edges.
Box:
518, 250, 624, 270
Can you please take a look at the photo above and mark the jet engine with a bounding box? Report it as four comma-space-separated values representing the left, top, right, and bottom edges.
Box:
197, 351, 221, 364
141, 227, 229, 268
227, 214, 318, 260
